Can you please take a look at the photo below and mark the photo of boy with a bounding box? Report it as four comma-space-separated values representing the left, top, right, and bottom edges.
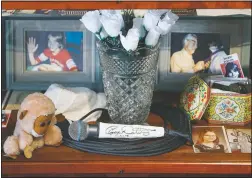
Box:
26, 31, 83, 72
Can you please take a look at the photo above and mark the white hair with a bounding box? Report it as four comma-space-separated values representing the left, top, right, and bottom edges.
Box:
182, 34, 197, 47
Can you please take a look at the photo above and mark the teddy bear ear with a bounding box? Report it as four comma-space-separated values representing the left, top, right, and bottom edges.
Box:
19, 110, 28, 120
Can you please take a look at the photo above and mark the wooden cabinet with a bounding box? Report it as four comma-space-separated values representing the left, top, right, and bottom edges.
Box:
1, 1, 251, 177
2, 1, 251, 9
2, 108, 251, 177
2, 92, 251, 177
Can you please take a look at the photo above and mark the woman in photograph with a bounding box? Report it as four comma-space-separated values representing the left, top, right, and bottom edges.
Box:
194, 129, 226, 153
27, 32, 78, 72
225, 62, 242, 78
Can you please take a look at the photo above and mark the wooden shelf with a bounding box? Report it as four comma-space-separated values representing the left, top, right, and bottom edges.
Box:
2, 1, 251, 10
2, 94, 251, 177
1, 1, 251, 176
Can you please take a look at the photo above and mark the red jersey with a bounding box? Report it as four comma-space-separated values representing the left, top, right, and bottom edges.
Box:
35, 48, 77, 71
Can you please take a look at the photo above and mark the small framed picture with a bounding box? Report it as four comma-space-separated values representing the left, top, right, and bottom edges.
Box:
157, 18, 250, 91
4, 18, 96, 91
220, 53, 245, 78
1, 110, 12, 128
170, 32, 230, 74
226, 129, 251, 153
25, 31, 84, 72
192, 126, 231, 153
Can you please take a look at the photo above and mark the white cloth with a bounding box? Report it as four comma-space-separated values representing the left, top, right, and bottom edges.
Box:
209, 50, 227, 74
44, 84, 106, 123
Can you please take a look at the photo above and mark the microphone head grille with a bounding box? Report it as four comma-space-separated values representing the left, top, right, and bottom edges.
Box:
68, 120, 88, 141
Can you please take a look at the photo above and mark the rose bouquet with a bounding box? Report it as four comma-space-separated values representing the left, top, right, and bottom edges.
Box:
80, 9, 179, 52
79, 9, 179, 125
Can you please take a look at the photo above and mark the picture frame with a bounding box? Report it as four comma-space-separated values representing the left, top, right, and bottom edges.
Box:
192, 126, 232, 153
4, 17, 98, 91
226, 128, 251, 153
3, 16, 251, 92
156, 17, 251, 91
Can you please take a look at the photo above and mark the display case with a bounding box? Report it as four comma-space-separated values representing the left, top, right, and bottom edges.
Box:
2, 7, 251, 92
1, 1, 251, 177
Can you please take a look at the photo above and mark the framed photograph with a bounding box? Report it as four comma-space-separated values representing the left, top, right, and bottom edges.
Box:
157, 18, 251, 91
192, 126, 231, 153
220, 53, 245, 78
4, 18, 97, 90
3, 16, 251, 92
1, 110, 12, 128
25, 30, 84, 72
226, 128, 251, 153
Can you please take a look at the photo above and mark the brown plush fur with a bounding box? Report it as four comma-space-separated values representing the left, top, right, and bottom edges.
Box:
3, 93, 63, 159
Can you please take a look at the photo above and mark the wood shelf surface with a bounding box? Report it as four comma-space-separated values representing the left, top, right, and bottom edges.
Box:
2, 108, 251, 176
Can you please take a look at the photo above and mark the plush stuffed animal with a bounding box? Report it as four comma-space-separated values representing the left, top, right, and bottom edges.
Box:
3, 92, 63, 159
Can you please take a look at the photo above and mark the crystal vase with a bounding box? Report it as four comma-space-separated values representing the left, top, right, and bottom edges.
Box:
97, 40, 160, 125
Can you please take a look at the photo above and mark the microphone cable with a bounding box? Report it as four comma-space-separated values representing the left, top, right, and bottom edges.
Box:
58, 103, 193, 156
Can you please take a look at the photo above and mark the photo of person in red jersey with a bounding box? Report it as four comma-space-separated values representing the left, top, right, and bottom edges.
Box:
27, 31, 82, 72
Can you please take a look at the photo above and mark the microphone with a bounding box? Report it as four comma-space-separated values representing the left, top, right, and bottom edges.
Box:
68, 121, 165, 141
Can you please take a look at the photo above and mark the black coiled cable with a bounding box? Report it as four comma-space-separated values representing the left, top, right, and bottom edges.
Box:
57, 103, 193, 156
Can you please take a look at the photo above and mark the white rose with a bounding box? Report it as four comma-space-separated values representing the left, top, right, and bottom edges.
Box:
100, 12, 124, 37
99, 10, 111, 15
157, 19, 172, 35
143, 12, 160, 31
145, 26, 162, 47
163, 11, 179, 22
149, 9, 170, 16
133, 9, 147, 17
157, 11, 179, 35
120, 28, 140, 51
100, 27, 108, 40
80, 10, 102, 33
100, 10, 123, 15
133, 18, 146, 38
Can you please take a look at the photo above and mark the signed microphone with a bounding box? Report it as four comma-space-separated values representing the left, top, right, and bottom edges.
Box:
68, 121, 165, 141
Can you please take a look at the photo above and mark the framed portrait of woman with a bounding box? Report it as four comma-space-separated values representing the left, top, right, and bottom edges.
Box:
192, 126, 232, 153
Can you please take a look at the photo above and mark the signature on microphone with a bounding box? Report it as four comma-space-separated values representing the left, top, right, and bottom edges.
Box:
105, 126, 155, 137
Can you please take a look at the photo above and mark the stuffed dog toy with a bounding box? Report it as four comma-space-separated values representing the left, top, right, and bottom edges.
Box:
3, 92, 63, 159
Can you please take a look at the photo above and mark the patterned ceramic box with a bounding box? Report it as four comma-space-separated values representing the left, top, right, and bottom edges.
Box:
179, 75, 211, 121
204, 93, 251, 126
180, 75, 251, 126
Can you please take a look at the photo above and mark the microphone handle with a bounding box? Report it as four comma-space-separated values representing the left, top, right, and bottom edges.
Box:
87, 124, 99, 138
98, 122, 165, 139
